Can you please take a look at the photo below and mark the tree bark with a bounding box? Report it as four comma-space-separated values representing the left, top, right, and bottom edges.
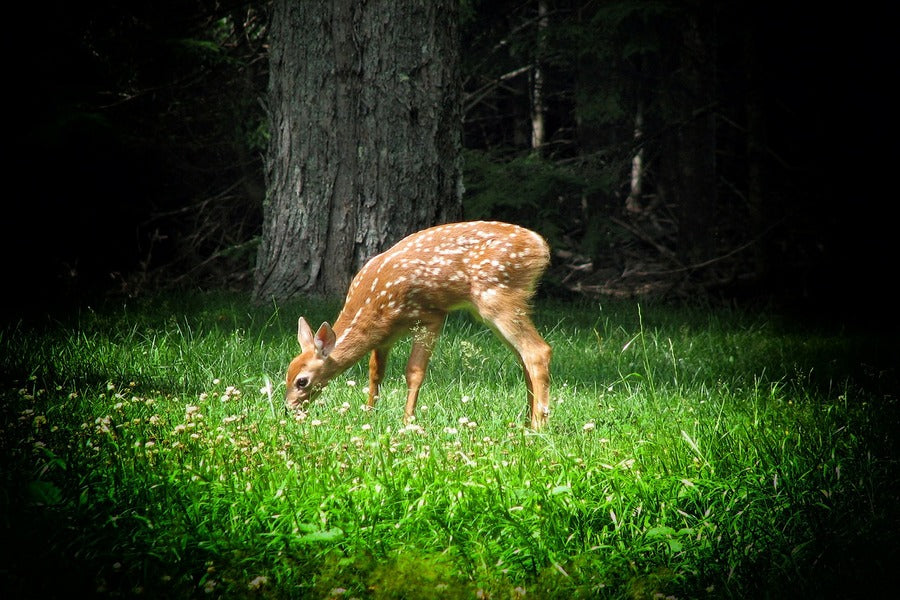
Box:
530, 0, 548, 153
673, 9, 717, 266
254, 0, 463, 302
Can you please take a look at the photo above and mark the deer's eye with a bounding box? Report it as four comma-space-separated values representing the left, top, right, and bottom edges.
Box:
295, 376, 309, 389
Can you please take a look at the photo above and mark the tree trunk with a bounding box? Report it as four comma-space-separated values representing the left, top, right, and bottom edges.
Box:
530, 0, 548, 154
625, 101, 645, 213
673, 10, 717, 266
743, 13, 769, 284
254, 0, 463, 302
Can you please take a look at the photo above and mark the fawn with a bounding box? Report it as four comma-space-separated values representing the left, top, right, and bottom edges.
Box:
284, 221, 552, 428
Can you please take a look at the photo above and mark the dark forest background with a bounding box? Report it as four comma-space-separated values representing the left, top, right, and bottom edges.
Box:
4, 1, 893, 325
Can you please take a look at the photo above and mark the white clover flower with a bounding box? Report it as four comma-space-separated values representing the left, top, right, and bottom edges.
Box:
247, 576, 268, 590
582, 422, 596, 431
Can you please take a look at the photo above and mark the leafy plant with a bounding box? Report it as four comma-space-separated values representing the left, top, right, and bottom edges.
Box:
1, 293, 896, 598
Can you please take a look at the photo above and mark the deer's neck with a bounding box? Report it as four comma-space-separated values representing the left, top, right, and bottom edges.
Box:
328, 304, 388, 368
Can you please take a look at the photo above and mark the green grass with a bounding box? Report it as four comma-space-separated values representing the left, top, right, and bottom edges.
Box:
1, 293, 898, 598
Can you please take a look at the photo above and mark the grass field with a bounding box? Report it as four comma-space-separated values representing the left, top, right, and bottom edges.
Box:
1, 293, 897, 598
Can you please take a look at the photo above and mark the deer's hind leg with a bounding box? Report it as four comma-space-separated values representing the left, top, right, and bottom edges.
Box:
475, 292, 552, 428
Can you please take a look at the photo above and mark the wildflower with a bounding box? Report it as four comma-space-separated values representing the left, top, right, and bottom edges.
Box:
403, 423, 425, 435
443, 427, 458, 435
95, 416, 113, 434
148, 415, 161, 426
248, 576, 268, 591
582, 422, 596, 431
461, 395, 470, 404
361, 423, 372, 431
173, 424, 186, 434
310, 419, 322, 427
221, 386, 241, 402
346, 380, 357, 387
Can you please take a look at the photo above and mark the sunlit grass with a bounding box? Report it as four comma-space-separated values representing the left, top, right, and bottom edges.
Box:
1, 293, 897, 598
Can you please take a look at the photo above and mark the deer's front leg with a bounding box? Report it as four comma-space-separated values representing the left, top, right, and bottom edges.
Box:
403, 319, 443, 423
368, 347, 390, 408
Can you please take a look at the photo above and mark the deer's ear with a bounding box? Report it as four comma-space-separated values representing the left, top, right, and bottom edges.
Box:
297, 317, 315, 351
314, 322, 337, 358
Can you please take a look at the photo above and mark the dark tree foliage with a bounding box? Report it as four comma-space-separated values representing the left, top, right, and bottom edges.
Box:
6, 1, 267, 312
460, 0, 891, 316
464, 0, 852, 295
7, 0, 891, 319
